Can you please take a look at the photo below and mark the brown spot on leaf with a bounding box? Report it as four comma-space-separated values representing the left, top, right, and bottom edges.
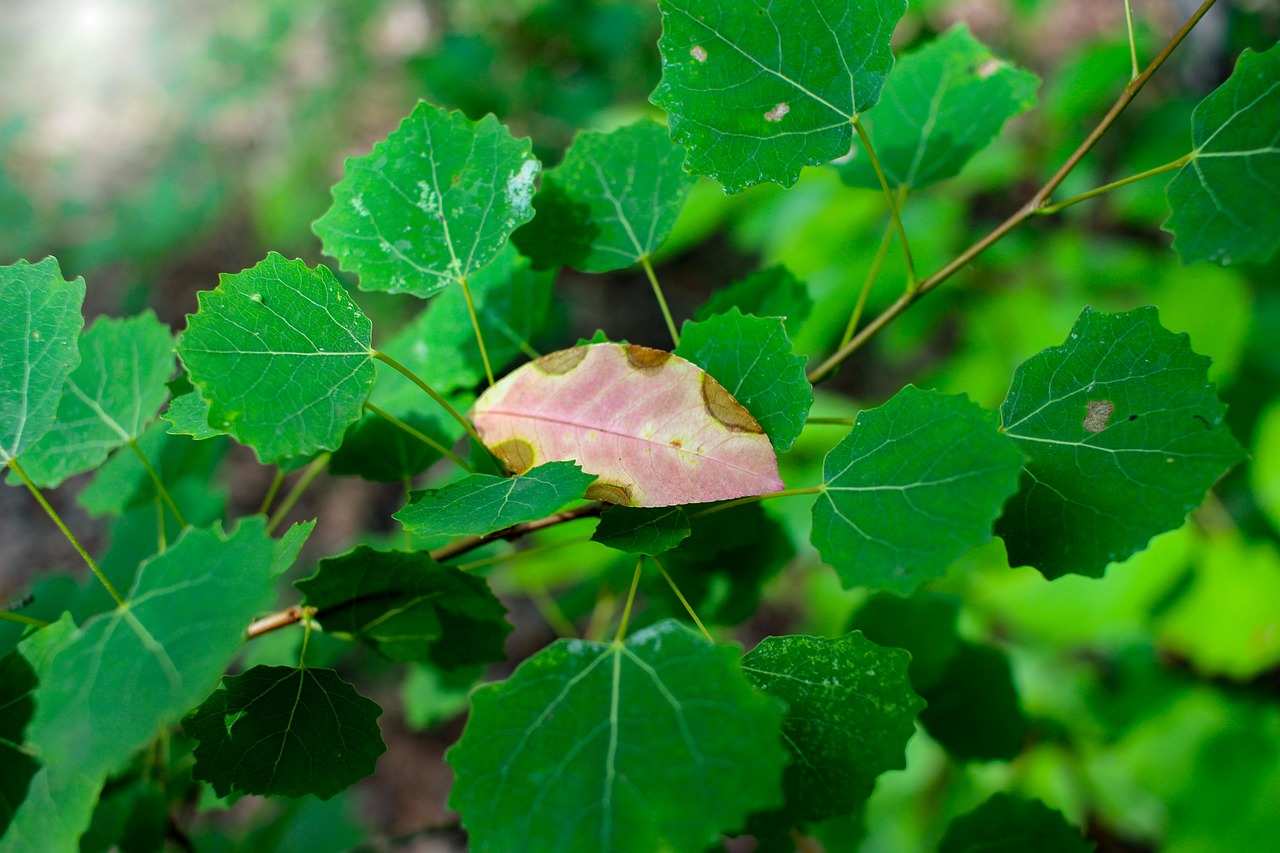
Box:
533, 347, 588, 375
586, 481, 634, 506
690, 45, 708, 62
624, 344, 671, 370
702, 375, 764, 434
764, 102, 791, 122
492, 438, 535, 474
1083, 400, 1114, 433
669, 438, 683, 449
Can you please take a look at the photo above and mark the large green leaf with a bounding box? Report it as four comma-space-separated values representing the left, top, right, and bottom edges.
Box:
395, 461, 596, 538
1164, 43, 1280, 266
840, 25, 1038, 190
996, 307, 1244, 579
24, 519, 277, 787
512, 120, 696, 272
676, 308, 812, 452
0, 651, 38, 839
0, 257, 85, 465
592, 506, 691, 555
313, 102, 539, 298
939, 793, 1094, 853
183, 665, 386, 800
295, 546, 511, 667
741, 633, 922, 823
178, 253, 375, 463
811, 386, 1024, 593
447, 620, 788, 852
15, 313, 175, 487
651, 0, 907, 192
695, 265, 813, 337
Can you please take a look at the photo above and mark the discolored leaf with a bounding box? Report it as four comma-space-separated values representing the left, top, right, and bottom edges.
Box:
651, 0, 907, 192
184, 665, 386, 800
940, 793, 1094, 853
592, 505, 691, 554
996, 307, 1245, 579
313, 102, 539, 298
472, 343, 784, 506
695, 265, 813, 337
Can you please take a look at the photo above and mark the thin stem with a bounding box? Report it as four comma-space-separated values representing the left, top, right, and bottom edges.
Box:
372, 350, 486, 448
650, 555, 712, 642
1125, 0, 1140, 80
807, 0, 1216, 384
520, 575, 578, 639
640, 256, 681, 347
458, 276, 496, 387
298, 609, 316, 667
690, 485, 825, 518
614, 558, 644, 643
1035, 154, 1191, 215
155, 495, 167, 553
853, 119, 916, 289
455, 535, 590, 572
266, 453, 330, 535
364, 401, 474, 472
257, 468, 285, 516
247, 604, 305, 639
8, 458, 125, 607
128, 439, 187, 528
804, 416, 857, 427
430, 503, 603, 563
0, 611, 48, 628
584, 587, 618, 643
839, 218, 895, 349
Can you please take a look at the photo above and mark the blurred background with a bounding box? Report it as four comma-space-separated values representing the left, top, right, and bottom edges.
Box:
2, 0, 1279, 851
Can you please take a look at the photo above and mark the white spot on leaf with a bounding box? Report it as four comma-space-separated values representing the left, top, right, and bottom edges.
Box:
764, 103, 790, 122
690, 45, 708, 62
505, 159, 539, 214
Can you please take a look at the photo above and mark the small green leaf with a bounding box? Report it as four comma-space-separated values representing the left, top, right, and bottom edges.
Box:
162, 390, 223, 440
1164, 43, 1280, 266
741, 633, 922, 823
840, 25, 1038, 190
184, 665, 386, 800
0, 257, 85, 465
512, 120, 696, 271
15, 312, 175, 487
651, 0, 907, 192
0, 651, 38, 838
676, 308, 812, 452
395, 461, 596, 538
940, 793, 1095, 853
313, 102, 539, 298
996, 307, 1245, 579
812, 386, 1024, 593
328, 409, 459, 483
695, 265, 813, 337
178, 253, 375, 463
295, 546, 511, 667
447, 620, 788, 853
271, 519, 316, 578
592, 505, 692, 554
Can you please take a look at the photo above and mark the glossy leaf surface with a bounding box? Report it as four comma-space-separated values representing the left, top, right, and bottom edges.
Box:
472, 343, 784, 506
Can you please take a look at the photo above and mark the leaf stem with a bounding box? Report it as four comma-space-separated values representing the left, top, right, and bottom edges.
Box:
690, 485, 825, 518
266, 453, 330, 535
853, 119, 916, 290
1125, 0, 1140, 81
431, 502, 604, 563
640, 256, 681, 347
519, 573, 578, 639
455, 535, 590, 571
1034, 153, 1191, 215
247, 604, 306, 639
7, 458, 125, 607
128, 439, 188, 528
458, 276, 496, 387
0, 610, 48, 628
839, 217, 896, 349
807, 0, 1217, 384
371, 350, 486, 448
258, 468, 285, 516
650, 555, 712, 642
614, 558, 644, 643
364, 401, 475, 472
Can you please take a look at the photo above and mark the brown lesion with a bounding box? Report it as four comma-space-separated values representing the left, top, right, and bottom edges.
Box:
624, 344, 671, 370
702, 375, 764, 434
533, 347, 589, 375
491, 438, 536, 474
586, 481, 634, 506
1082, 400, 1115, 434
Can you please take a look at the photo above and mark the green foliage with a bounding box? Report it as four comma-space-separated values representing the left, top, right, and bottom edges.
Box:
939, 793, 1095, 853
396, 462, 596, 537
694, 265, 814, 337
592, 505, 692, 554
0, 651, 37, 838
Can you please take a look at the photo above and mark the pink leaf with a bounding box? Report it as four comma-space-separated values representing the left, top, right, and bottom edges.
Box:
473, 344, 784, 506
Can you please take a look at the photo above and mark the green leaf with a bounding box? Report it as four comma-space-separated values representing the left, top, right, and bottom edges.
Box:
651, 0, 907, 192
695, 265, 813, 337
0, 651, 38, 839
996, 307, 1245, 579
313, 102, 539, 298
162, 390, 223, 441
1164, 43, 1280, 266
15, 312, 175, 487
812, 386, 1024, 593
741, 633, 922, 823
295, 546, 511, 667
592, 506, 691, 554
0, 257, 85, 465
183, 665, 386, 800
328, 409, 458, 483
676, 308, 812, 452
395, 461, 596, 538
76, 420, 227, 518
272, 519, 316, 578
447, 620, 788, 853
839, 25, 1038, 190
939, 793, 1094, 853
402, 664, 481, 731
24, 519, 277, 786
512, 120, 696, 272
178, 253, 376, 463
